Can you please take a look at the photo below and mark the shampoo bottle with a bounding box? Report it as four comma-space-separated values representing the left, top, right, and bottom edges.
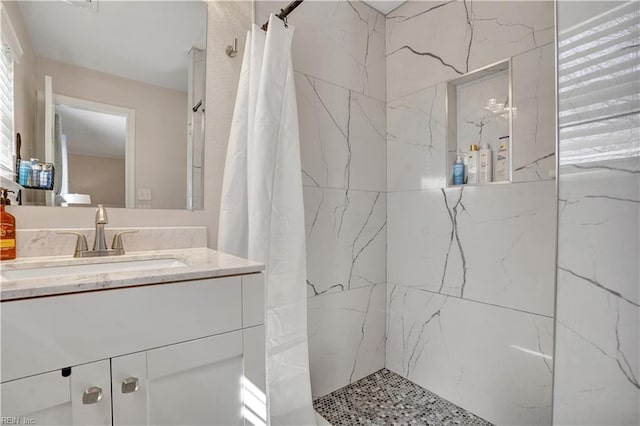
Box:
467, 144, 479, 184
1, 188, 16, 260
453, 156, 465, 185
479, 143, 492, 183
495, 136, 509, 181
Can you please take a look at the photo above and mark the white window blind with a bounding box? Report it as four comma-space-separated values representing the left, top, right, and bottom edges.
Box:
558, 1, 640, 165
0, 33, 14, 178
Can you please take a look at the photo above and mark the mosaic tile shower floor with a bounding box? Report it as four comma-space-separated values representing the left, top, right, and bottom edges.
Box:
313, 369, 493, 426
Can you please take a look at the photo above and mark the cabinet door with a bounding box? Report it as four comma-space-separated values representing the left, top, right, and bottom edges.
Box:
111, 352, 148, 426
112, 331, 244, 426
0, 360, 111, 425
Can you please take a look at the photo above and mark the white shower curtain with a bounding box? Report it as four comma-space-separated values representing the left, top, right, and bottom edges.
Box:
218, 15, 316, 426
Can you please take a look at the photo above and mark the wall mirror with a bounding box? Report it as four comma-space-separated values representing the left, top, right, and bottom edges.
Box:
4, 0, 207, 210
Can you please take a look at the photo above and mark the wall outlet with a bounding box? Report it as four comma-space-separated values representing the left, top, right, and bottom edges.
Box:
137, 187, 152, 201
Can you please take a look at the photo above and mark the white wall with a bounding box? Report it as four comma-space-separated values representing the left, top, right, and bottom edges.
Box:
385, 1, 556, 425
7, 0, 252, 249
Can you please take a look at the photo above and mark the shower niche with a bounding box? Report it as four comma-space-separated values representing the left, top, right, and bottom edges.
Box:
446, 59, 513, 187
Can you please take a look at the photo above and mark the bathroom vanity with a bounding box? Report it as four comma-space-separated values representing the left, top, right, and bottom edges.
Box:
0, 248, 265, 425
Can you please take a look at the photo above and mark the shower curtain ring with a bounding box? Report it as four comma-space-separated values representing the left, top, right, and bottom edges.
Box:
282, 13, 288, 28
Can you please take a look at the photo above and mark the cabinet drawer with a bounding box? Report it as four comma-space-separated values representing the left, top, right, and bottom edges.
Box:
2, 277, 241, 382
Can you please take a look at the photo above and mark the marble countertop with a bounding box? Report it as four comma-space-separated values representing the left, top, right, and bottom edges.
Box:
0, 248, 264, 301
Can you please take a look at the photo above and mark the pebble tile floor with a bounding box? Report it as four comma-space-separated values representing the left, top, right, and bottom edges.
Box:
313, 369, 493, 425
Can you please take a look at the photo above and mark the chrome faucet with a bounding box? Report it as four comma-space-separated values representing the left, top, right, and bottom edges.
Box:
58, 205, 138, 258
93, 204, 109, 252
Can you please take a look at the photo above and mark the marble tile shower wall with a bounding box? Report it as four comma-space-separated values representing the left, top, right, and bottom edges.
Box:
552, 2, 640, 422
554, 165, 640, 425
385, 2, 556, 425
255, 0, 387, 398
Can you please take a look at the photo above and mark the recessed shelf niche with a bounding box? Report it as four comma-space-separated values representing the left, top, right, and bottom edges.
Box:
446, 59, 513, 187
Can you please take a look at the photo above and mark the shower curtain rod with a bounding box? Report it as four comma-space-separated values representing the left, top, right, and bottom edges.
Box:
261, 0, 304, 31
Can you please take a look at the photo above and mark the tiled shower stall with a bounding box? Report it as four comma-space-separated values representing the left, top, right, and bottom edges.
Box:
255, 1, 637, 425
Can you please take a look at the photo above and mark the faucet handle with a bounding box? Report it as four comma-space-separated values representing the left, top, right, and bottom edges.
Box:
111, 230, 138, 254
56, 231, 89, 258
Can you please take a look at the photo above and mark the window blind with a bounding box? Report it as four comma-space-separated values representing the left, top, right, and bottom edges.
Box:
558, 1, 640, 165
0, 32, 14, 178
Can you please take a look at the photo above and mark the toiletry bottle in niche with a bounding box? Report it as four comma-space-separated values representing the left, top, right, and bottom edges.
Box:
453, 156, 465, 185
467, 144, 479, 184
462, 153, 468, 183
479, 143, 492, 184
0, 188, 16, 260
495, 136, 509, 181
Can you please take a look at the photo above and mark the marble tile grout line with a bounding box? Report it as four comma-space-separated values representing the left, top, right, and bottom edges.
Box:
388, 282, 555, 319
294, 70, 387, 103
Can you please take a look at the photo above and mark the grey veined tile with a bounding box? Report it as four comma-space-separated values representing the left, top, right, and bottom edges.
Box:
304, 187, 386, 298
296, 73, 387, 192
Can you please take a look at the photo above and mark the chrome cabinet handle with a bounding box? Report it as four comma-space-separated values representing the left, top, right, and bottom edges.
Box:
82, 386, 103, 404
121, 377, 140, 394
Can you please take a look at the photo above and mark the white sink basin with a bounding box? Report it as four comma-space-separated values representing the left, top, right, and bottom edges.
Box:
2, 258, 188, 281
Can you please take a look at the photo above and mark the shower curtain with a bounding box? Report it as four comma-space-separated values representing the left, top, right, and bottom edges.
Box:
218, 15, 316, 426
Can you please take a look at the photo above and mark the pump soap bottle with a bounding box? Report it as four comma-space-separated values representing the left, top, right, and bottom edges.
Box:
1, 188, 16, 260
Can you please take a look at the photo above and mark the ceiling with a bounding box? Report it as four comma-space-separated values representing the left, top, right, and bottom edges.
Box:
57, 104, 127, 160
18, 1, 207, 92
361, 0, 407, 15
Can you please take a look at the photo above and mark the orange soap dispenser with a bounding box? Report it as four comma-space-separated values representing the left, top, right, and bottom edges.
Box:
1, 188, 16, 260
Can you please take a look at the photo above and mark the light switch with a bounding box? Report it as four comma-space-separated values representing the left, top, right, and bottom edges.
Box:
137, 187, 152, 201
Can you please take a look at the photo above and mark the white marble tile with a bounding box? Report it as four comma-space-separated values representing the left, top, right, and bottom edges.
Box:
554, 279, 639, 425
387, 83, 447, 191
557, 169, 639, 307
386, 0, 555, 101
16, 226, 208, 258
256, 0, 386, 101
304, 187, 386, 297
553, 167, 640, 424
387, 181, 556, 316
512, 43, 556, 182
308, 284, 386, 397
296, 73, 386, 192
386, 284, 553, 426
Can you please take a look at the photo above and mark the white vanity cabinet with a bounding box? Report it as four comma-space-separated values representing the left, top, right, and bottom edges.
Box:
1, 273, 266, 426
